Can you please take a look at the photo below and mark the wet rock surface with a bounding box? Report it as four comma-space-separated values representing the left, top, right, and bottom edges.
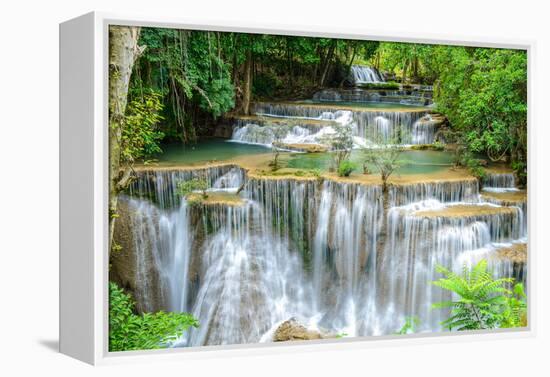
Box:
273, 318, 324, 342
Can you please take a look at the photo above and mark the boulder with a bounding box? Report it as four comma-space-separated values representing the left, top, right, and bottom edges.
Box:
273, 318, 323, 342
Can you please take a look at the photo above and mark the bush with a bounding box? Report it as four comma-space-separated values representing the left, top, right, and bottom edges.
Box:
176, 178, 209, 199
432, 141, 445, 151
337, 160, 356, 177
357, 81, 400, 90
432, 260, 526, 331
109, 282, 198, 351
453, 146, 486, 179
253, 72, 281, 98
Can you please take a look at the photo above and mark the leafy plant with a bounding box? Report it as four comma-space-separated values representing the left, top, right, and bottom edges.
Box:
176, 178, 209, 199
432, 141, 445, 151
357, 81, 400, 90
121, 90, 165, 164
320, 122, 354, 172
362, 136, 404, 192
453, 145, 486, 179
432, 260, 517, 331
395, 316, 420, 335
500, 283, 528, 328
109, 282, 198, 351
337, 160, 356, 177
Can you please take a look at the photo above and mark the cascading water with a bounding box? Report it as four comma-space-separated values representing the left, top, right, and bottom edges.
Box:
350, 65, 385, 84
231, 102, 434, 147
482, 172, 517, 190
115, 163, 527, 347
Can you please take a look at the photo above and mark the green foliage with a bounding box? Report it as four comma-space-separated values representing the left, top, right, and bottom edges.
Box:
395, 316, 419, 335
121, 90, 164, 164
378, 44, 527, 182
253, 71, 282, 98
337, 160, 356, 177
453, 146, 486, 179
357, 81, 400, 90
500, 283, 528, 328
433, 47, 527, 179
410, 142, 445, 151
176, 178, 209, 199
432, 141, 445, 151
109, 282, 198, 351
362, 136, 404, 190
320, 123, 354, 171
432, 260, 523, 331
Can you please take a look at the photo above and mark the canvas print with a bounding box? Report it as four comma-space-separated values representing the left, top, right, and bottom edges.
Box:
108, 25, 528, 352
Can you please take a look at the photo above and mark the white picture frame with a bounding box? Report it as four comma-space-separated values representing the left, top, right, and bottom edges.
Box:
59, 11, 536, 365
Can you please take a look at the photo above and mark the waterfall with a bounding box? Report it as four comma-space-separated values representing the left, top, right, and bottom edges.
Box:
350, 65, 385, 84
118, 196, 193, 313
312, 88, 433, 106
389, 179, 480, 206
184, 202, 315, 346
129, 165, 246, 207
116, 166, 527, 346
482, 172, 516, 189
380, 200, 526, 331
235, 102, 431, 146
311, 181, 382, 335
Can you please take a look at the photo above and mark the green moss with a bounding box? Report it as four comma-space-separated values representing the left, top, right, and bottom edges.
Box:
356, 81, 400, 90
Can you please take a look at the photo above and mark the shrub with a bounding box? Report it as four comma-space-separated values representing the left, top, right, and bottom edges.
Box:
337, 160, 356, 177
453, 146, 486, 179
395, 316, 419, 335
432, 141, 445, 151
176, 178, 209, 199
432, 260, 526, 331
357, 81, 400, 90
109, 282, 198, 351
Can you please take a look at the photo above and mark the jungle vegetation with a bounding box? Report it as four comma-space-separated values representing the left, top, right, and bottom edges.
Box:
118, 30, 527, 183
109, 282, 199, 351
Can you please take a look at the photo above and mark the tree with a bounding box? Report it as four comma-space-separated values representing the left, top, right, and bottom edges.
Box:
362, 136, 404, 193
109, 26, 145, 250
432, 260, 526, 331
321, 122, 354, 172
109, 282, 198, 351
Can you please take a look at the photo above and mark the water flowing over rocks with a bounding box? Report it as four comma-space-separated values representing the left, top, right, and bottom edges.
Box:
230, 102, 440, 148
350, 65, 385, 84
313, 88, 433, 106
111, 159, 528, 346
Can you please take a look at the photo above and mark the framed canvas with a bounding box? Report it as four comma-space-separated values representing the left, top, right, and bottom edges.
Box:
59, 12, 534, 365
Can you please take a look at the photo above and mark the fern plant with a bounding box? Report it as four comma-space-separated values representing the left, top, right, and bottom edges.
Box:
432, 260, 514, 331
500, 283, 528, 328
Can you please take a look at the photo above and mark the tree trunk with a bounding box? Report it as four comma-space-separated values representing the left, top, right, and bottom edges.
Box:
108, 25, 143, 251
320, 41, 336, 87
376, 183, 390, 262
340, 44, 357, 87
241, 50, 253, 115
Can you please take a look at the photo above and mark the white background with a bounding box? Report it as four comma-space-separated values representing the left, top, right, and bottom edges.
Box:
1, 0, 548, 375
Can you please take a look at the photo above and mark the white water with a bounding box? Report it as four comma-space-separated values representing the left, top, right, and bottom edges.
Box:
231, 103, 435, 147
119, 162, 527, 347
351, 65, 385, 84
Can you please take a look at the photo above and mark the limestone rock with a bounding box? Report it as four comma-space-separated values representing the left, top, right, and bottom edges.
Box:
273, 318, 323, 342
